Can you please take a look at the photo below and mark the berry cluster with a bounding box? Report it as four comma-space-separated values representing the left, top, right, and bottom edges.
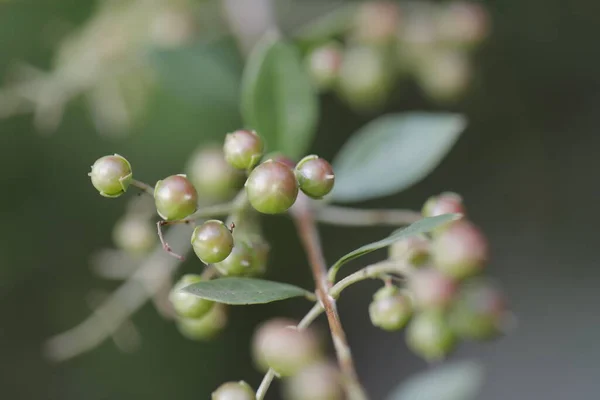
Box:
305, 1, 489, 109
369, 193, 509, 360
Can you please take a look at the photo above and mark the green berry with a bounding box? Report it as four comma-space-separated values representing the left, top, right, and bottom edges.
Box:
176, 304, 227, 341
388, 234, 430, 266
416, 49, 471, 103
406, 311, 456, 361
408, 268, 457, 310
186, 146, 241, 200
353, 1, 401, 44
89, 154, 132, 197
223, 130, 264, 170
295, 155, 335, 199
369, 286, 412, 331
283, 362, 343, 400
191, 220, 234, 264
245, 160, 299, 214
431, 220, 488, 279
112, 216, 156, 254
422, 192, 466, 218
243, 235, 270, 277
214, 239, 255, 276
306, 43, 343, 90
169, 274, 214, 319
212, 381, 256, 400
252, 318, 322, 376
154, 174, 198, 221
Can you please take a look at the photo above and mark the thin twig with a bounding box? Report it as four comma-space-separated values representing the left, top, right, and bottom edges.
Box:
290, 195, 368, 400
315, 205, 421, 227
157, 220, 188, 260
130, 179, 155, 196
256, 368, 277, 400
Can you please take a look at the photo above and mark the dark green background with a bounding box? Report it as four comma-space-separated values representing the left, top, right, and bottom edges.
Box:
1, 1, 598, 399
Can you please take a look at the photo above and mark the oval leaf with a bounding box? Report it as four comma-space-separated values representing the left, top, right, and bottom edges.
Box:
241, 35, 318, 159
181, 277, 311, 305
329, 214, 460, 280
386, 361, 484, 400
331, 113, 467, 202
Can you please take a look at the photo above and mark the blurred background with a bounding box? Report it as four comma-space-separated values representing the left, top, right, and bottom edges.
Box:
1, 0, 599, 399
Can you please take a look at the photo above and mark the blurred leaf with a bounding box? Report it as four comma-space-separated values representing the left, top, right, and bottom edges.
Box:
386, 360, 484, 400
241, 34, 318, 159
329, 214, 460, 278
293, 3, 358, 45
148, 39, 241, 109
182, 277, 311, 305
331, 113, 467, 202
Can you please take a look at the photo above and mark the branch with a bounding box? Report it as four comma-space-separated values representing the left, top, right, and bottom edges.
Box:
130, 179, 155, 196
315, 205, 421, 227
290, 195, 368, 400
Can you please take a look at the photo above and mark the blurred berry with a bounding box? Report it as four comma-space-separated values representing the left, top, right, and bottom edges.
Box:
417, 49, 472, 103
89, 154, 132, 197
223, 130, 264, 170
212, 381, 256, 400
283, 361, 343, 400
388, 234, 430, 266
176, 304, 227, 341
252, 318, 322, 376
112, 216, 156, 254
245, 160, 299, 214
369, 286, 413, 331
406, 310, 456, 361
295, 155, 335, 199
169, 274, 214, 319
437, 2, 490, 47
422, 192, 466, 218
214, 239, 255, 276
154, 174, 198, 221
354, 1, 401, 44
432, 220, 488, 279
306, 42, 343, 90
409, 268, 457, 309
191, 220, 234, 264
186, 146, 242, 201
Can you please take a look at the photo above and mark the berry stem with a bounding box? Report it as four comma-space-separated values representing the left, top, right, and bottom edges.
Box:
130, 179, 155, 196
290, 196, 368, 400
256, 369, 277, 400
315, 205, 421, 227
157, 220, 188, 261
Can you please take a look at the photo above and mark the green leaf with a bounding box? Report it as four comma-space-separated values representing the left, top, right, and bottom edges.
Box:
331, 113, 467, 203
293, 4, 358, 45
241, 35, 318, 159
329, 214, 460, 280
386, 361, 484, 400
181, 277, 311, 305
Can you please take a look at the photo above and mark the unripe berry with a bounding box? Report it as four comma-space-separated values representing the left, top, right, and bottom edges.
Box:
176, 303, 227, 341
212, 381, 256, 400
388, 234, 430, 266
245, 160, 299, 214
306, 43, 343, 90
431, 220, 488, 279
406, 311, 456, 361
214, 239, 255, 276
422, 192, 466, 218
169, 274, 214, 319
244, 235, 270, 277
186, 146, 241, 201
223, 130, 264, 170
112, 216, 156, 255
252, 318, 322, 376
191, 220, 234, 264
89, 154, 132, 197
369, 286, 412, 331
283, 362, 343, 400
417, 50, 472, 103
154, 174, 198, 221
450, 279, 507, 340
295, 155, 335, 199
354, 1, 401, 44
409, 268, 457, 309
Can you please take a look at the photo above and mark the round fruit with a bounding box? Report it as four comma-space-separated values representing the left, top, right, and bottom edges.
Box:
154, 174, 198, 221
245, 160, 299, 214
89, 154, 132, 197
191, 220, 234, 264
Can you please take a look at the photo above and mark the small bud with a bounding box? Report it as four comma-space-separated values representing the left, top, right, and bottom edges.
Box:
252, 318, 322, 376
354, 1, 401, 44
191, 220, 234, 264
450, 279, 508, 340
245, 160, 299, 214
212, 381, 256, 400
176, 303, 227, 341
186, 146, 242, 201
406, 310, 456, 361
283, 361, 343, 400
214, 239, 255, 276
388, 234, 430, 266
169, 274, 214, 319
223, 130, 264, 170
416, 50, 472, 103
112, 216, 156, 255
432, 220, 488, 279
154, 174, 198, 221
306, 43, 343, 90
422, 192, 465, 218
295, 155, 335, 199
408, 268, 457, 309
89, 154, 132, 197
369, 286, 413, 331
